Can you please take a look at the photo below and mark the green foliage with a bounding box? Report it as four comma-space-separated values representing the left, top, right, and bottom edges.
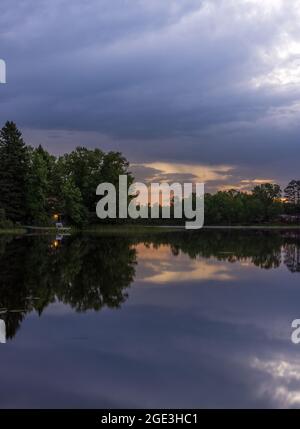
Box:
0, 122, 133, 227
0, 235, 137, 338
0, 208, 13, 229
58, 147, 105, 211
251, 183, 282, 222
0, 121, 30, 222
59, 177, 87, 226
26, 148, 50, 225
58, 148, 134, 214
0, 121, 298, 227
203, 184, 283, 225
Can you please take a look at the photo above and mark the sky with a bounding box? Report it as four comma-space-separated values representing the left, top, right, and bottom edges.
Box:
1, 0, 300, 191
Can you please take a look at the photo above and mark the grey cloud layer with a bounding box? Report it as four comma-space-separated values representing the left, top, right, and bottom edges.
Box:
1, 0, 300, 186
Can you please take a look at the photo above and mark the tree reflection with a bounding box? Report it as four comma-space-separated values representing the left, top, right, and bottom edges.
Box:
136, 230, 300, 272
0, 230, 299, 339
0, 235, 137, 339
284, 243, 300, 273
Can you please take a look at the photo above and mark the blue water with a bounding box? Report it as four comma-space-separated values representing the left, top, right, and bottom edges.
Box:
0, 231, 299, 408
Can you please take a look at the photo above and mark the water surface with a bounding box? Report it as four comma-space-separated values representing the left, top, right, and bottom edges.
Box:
0, 230, 299, 408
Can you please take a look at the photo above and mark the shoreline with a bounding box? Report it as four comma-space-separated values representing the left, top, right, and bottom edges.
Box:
0, 228, 27, 235
0, 224, 299, 236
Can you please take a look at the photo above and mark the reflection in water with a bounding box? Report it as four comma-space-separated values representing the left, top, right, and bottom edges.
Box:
137, 230, 285, 270
284, 243, 300, 273
0, 235, 137, 339
0, 230, 299, 340
0, 230, 300, 408
252, 357, 300, 408
134, 230, 300, 280
135, 243, 234, 283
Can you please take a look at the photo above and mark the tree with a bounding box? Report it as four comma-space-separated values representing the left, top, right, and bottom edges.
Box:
252, 183, 282, 222
252, 183, 281, 201
0, 208, 13, 229
58, 147, 105, 212
26, 148, 49, 225
59, 177, 87, 226
284, 180, 300, 205
101, 151, 133, 188
58, 148, 134, 215
0, 121, 29, 222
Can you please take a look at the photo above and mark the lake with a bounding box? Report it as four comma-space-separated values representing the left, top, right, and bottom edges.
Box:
0, 230, 299, 408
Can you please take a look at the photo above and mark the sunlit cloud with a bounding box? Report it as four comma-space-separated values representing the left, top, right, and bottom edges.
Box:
241, 179, 275, 184
132, 162, 234, 183
218, 178, 276, 192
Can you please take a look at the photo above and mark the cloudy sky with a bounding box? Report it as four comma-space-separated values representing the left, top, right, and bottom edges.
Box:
1, 0, 300, 191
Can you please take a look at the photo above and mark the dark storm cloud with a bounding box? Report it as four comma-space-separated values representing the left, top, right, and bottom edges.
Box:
1, 0, 300, 187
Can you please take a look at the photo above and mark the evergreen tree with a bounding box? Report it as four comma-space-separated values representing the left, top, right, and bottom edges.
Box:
284, 180, 300, 205
0, 122, 29, 222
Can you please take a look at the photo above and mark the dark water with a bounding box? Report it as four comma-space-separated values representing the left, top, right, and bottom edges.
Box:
0, 230, 300, 408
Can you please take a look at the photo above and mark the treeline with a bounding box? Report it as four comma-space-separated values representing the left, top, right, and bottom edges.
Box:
0, 121, 133, 227
0, 121, 299, 228
204, 184, 290, 225
204, 180, 300, 225
134, 182, 300, 226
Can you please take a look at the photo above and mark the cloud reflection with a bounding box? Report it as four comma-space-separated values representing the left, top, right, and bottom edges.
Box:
134, 243, 234, 283
252, 357, 300, 408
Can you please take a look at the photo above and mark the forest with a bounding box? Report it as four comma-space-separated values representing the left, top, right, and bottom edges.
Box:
0, 121, 299, 228
0, 121, 133, 227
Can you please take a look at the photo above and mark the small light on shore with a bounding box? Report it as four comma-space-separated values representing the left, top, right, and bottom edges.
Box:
50, 240, 60, 249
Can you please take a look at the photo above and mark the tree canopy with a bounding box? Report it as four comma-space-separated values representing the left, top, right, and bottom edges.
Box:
0, 121, 299, 227
0, 121, 29, 222
0, 122, 133, 226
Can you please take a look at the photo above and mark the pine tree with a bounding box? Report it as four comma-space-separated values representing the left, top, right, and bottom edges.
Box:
0, 121, 29, 222
284, 180, 300, 205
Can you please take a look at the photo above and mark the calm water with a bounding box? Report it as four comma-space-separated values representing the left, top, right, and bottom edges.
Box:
0, 230, 300, 408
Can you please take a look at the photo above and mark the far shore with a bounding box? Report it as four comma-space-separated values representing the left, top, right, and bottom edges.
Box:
0, 228, 27, 235
0, 224, 299, 236
77, 224, 300, 235
204, 225, 300, 230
